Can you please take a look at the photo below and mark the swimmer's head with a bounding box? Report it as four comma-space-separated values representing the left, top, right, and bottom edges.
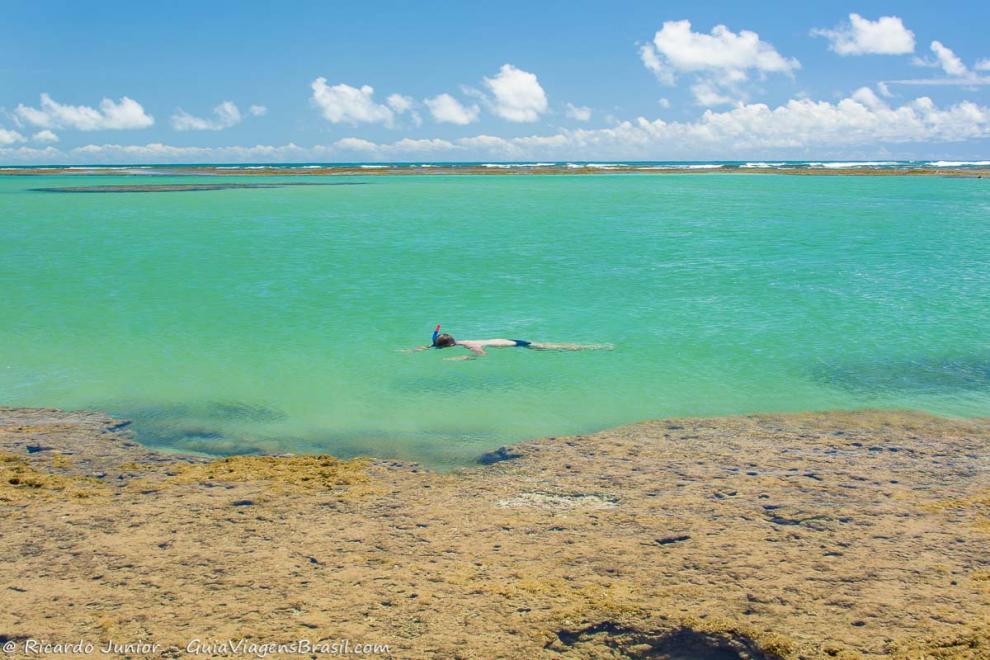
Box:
433, 333, 456, 348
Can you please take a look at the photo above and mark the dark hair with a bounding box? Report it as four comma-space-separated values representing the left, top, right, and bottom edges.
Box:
433, 333, 456, 348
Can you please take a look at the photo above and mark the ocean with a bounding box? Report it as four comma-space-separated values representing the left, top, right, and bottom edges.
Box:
1, 171, 988, 465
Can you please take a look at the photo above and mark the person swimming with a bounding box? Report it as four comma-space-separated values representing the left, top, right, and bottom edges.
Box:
407, 324, 613, 360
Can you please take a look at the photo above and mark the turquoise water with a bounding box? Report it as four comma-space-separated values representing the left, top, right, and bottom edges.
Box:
1, 173, 988, 465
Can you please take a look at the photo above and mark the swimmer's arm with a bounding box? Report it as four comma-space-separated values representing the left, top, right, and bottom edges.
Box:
445, 345, 486, 361
401, 345, 434, 353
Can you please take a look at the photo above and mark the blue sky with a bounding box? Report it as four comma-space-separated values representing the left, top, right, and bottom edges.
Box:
2, 0, 989, 163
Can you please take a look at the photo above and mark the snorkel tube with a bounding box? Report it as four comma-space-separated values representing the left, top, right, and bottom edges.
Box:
431, 323, 441, 347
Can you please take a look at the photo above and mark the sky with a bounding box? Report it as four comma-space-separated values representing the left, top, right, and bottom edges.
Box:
2, 0, 989, 163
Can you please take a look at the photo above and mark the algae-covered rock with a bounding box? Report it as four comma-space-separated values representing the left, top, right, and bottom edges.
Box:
0, 451, 108, 502
165, 454, 373, 492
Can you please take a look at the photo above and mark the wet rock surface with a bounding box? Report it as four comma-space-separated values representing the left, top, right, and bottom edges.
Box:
1, 406, 988, 658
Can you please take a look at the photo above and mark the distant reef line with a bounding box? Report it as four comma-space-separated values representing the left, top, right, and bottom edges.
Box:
1, 165, 988, 177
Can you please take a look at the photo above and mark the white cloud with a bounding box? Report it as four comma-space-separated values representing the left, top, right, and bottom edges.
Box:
171, 101, 243, 131
455, 134, 520, 156
334, 136, 458, 160
645, 20, 799, 80
391, 138, 457, 152
658, 98, 671, 109
386, 94, 422, 126
848, 86, 885, 110
565, 103, 592, 121
482, 64, 549, 122
333, 137, 378, 153
249, 104, 268, 117
424, 93, 479, 125
691, 82, 734, 107
901, 41, 990, 85
877, 82, 893, 98
323, 91, 990, 159
310, 77, 395, 126
930, 41, 968, 77
641, 20, 798, 108
386, 94, 413, 114
0, 128, 26, 145
68, 142, 317, 163
0, 145, 61, 160
14, 93, 154, 130
888, 77, 990, 87
639, 43, 674, 85
7, 91, 989, 164
32, 129, 58, 143
812, 14, 915, 56
638, 92, 987, 152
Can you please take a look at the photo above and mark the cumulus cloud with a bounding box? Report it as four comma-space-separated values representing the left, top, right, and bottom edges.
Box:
332, 91, 990, 160
68, 142, 318, 163
9, 90, 989, 164
8, 137, 471, 165
386, 94, 413, 114
658, 98, 672, 109
847, 86, 885, 110
334, 136, 458, 159
899, 41, 990, 85
424, 93, 479, 125
249, 105, 268, 117
0, 128, 26, 145
171, 101, 243, 131
647, 20, 798, 76
482, 64, 548, 122
386, 94, 422, 126
332, 137, 378, 153
310, 77, 395, 126
0, 145, 61, 160
32, 129, 59, 143
391, 137, 457, 152
812, 14, 915, 56
639, 43, 674, 85
455, 134, 521, 156
691, 82, 734, 107
640, 20, 798, 106
14, 93, 154, 130
929, 41, 968, 76
565, 103, 592, 121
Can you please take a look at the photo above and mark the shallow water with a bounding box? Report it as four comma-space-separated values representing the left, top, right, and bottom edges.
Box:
1, 173, 988, 465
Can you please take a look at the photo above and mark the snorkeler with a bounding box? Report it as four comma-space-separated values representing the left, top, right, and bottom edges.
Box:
408, 324, 613, 360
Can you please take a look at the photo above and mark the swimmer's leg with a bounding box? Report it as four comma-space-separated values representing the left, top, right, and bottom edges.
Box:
528, 342, 614, 351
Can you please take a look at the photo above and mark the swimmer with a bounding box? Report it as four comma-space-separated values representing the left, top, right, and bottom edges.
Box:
407, 324, 613, 360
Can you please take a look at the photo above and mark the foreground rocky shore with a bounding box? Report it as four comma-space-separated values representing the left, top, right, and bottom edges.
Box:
1, 407, 988, 658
